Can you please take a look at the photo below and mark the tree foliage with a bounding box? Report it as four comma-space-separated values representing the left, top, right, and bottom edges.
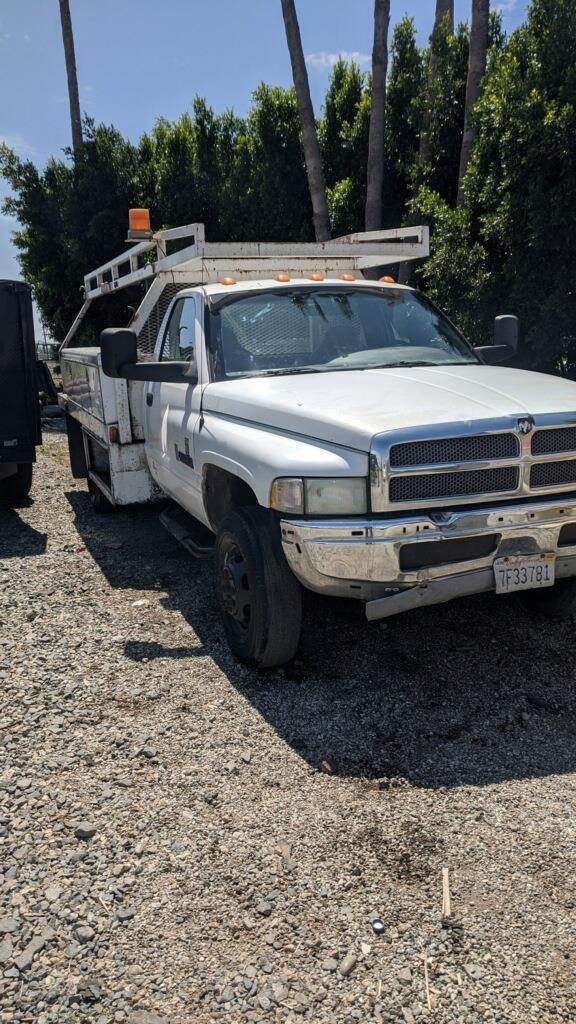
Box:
1, 0, 575, 374
319, 60, 369, 235
412, 0, 576, 372
383, 18, 424, 227
1, 120, 143, 341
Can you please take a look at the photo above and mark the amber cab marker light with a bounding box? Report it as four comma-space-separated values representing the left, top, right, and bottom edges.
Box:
274, 273, 290, 282
219, 276, 237, 286
309, 272, 324, 281
379, 275, 396, 284
339, 273, 355, 281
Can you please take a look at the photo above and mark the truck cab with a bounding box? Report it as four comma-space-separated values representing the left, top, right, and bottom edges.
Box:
60, 218, 576, 667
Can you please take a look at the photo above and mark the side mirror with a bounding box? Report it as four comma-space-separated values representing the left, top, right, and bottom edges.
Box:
494, 314, 519, 355
474, 315, 519, 365
101, 328, 137, 377
100, 328, 197, 384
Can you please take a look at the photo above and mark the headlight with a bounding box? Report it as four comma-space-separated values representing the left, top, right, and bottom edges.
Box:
270, 477, 367, 515
305, 478, 367, 514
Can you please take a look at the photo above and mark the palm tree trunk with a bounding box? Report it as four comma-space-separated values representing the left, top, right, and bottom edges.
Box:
435, 0, 454, 33
457, 0, 489, 205
58, 0, 83, 157
419, 0, 454, 165
365, 0, 390, 231
280, 0, 330, 241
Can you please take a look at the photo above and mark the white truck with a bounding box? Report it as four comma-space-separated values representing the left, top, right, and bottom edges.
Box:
60, 215, 576, 667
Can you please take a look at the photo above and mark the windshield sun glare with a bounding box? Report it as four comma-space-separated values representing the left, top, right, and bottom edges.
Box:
210, 287, 476, 381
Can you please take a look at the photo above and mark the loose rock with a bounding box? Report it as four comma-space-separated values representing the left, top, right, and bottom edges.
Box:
74, 821, 98, 840
338, 951, 358, 977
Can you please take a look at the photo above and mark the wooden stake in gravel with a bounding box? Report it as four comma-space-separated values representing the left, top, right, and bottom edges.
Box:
423, 952, 432, 1011
442, 867, 452, 918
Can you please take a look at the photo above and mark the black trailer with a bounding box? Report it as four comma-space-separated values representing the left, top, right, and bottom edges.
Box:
0, 280, 41, 502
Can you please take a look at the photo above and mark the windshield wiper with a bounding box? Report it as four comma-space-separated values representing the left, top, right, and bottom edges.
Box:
256, 367, 324, 378
379, 360, 436, 368
369, 360, 477, 369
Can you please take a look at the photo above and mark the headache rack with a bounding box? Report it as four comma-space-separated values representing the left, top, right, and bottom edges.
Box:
60, 222, 429, 355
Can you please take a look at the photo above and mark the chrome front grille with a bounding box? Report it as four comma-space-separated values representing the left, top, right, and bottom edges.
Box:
371, 417, 576, 512
389, 466, 519, 503
390, 433, 519, 467
532, 426, 576, 456
531, 460, 576, 489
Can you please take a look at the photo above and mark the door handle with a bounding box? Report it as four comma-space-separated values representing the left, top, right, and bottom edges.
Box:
146, 392, 153, 407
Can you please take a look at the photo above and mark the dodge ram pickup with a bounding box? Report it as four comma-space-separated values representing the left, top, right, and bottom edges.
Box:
60, 216, 576, 667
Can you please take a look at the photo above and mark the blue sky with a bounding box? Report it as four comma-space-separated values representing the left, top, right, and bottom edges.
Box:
1, 0, 528, 324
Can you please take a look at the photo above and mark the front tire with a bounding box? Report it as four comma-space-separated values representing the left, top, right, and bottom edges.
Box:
0, 464, 33, 505
518, 577, 576, 620
215, 507, 302, 668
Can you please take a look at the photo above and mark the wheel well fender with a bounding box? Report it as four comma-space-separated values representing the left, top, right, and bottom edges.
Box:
203, 463, 259, 531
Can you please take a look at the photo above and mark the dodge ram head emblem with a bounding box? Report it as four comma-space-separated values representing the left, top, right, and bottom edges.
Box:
518, 417, 534, 435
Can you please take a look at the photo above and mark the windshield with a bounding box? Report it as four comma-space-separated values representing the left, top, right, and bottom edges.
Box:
208, 286, 477, 380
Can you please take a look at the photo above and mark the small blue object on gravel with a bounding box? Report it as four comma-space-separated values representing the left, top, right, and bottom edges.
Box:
371, 917, 385, 936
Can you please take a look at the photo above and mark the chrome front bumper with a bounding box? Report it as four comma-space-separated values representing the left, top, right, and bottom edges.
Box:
280, 496, 576, 616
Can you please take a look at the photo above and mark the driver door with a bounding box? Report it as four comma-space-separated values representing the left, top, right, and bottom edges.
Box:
144, 295, 203, 515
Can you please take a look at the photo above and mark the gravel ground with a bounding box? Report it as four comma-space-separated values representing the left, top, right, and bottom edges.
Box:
1, 419, 576, 1024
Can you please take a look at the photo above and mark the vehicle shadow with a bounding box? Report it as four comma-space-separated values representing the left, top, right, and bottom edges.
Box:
66, 489, 576, 790
0, 504, 48, 559
41, 410, 67, 435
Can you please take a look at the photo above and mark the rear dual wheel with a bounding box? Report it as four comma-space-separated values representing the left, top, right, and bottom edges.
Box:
215, 507, 302, 668
87, 477, 115, 514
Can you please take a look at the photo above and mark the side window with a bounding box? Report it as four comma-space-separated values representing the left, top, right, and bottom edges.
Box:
161, 298, 197, 362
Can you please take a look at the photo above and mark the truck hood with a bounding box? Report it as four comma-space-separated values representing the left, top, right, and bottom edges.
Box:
203, 365, 576, 451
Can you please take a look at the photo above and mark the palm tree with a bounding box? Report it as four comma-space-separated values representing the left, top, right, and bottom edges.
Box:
457, 0, 489, 205
435, 0, 454, 33
419, 0, 454, 165
58, 0, 82, 157
280, 0, 330, 241
365, 0, 391, 231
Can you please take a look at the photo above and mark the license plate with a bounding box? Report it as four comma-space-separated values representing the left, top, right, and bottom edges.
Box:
493, 553, 555, 594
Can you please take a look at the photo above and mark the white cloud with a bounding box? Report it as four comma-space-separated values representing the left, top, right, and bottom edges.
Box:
0, 133, 36, 158
306, 51, 371, 72
494, 0, 517, 12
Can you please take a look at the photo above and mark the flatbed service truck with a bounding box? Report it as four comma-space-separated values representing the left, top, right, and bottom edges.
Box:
59, 213, 576, 667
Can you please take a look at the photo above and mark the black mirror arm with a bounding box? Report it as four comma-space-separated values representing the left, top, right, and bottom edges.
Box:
474, 344, 514, 365
118, 360, 195, 383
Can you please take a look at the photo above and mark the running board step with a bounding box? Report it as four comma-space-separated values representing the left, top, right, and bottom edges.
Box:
159, 503, 215, 560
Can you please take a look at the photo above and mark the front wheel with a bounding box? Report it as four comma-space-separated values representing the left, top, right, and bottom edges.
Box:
215, 507, 302, 668
517, 577, 576, 620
